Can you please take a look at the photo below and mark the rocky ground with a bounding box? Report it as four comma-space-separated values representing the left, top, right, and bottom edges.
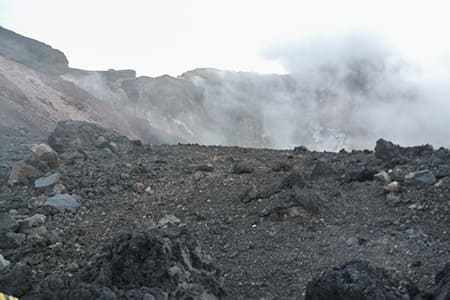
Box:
0, 120, 449, 299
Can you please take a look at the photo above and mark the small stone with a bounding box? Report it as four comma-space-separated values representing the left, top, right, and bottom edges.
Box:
374, 171, 391, 183
383, 181, 401, 193
345, 236, 368, 246
23, 225, 48, 240
405, 227, 428, 240
27, 196, 46, 209
7, 161, 41, 185
232, 162, 254, 174
0, 254, 10, 270
133, 182, 145, 193
248, 183, 262, 201
18, 214, 46, 231
44, 194, 80, 212
195, 164, 214, 172
404, 170, 437, 188
66, 262, 79, 273
158, 214, 180, 227
279, 207, 302, 220
31, 144, 59, 168
411, 260, 422, 267
47, 228, 63, 244
386, 192, 401, 204
60, 151, 86, 163
34, 173, 61, 190
52, 183, 66, 194
388, 168, 405, 182
0, 213, 18, 234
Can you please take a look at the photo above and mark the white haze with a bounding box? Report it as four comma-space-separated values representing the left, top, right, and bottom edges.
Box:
262, 32, 450, 149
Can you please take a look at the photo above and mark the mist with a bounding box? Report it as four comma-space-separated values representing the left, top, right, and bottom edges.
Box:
262, 32, 450, 150
57, 31, 450, 151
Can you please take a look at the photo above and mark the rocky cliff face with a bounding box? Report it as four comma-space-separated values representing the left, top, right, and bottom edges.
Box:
0, 26, 69, 75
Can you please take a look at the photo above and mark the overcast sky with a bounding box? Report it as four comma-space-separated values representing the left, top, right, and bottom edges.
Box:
1, 0, 449, 76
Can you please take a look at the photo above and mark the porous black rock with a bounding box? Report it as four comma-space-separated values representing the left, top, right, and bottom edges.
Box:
28, 229, 225, 300
305, 260, 422, 300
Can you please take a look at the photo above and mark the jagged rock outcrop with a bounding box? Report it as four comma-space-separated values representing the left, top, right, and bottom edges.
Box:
0, 26, 68, 75
27, 229, 225, 300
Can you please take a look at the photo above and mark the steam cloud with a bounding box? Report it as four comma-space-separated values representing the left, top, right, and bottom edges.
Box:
262, 32, 450, 150
64, 32, 450, 151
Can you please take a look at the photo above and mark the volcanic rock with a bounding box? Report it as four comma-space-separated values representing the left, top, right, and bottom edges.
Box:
48, 120, 135, 154
29, 229, 225, 299
0, 263, 33, 297
0, 254, 10, 271
232, 162, 255, 174
31, 144, 59, 169
404, 170, 437, 188
434, 262, 450, 299
18, 214, 46, 231
304, 260, 422, 300
0, 213, 18, 234
44, 194, 80, 212
7, 161, 41, 185
132, 182, 145, 193
384, 181, 401, 193
34, 173, 61, 190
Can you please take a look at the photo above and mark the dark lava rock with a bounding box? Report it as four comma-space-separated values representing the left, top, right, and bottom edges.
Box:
195, 164, 215, 172
310, 161, 338, 180
344, 167, 377, 183
434, 262, 450, 299
375, 139, 434, 166
279, 171, 307, 190
0, 263, 33, 297
261, 187, 322, 219
48, 120, 135, 154
232, 162, 255, 174
374, 139, 408, 166
305, 260, 423, 300
28, 229, 225, 300
0, 232, 25, 249
293, 145, 309, 153
0, 213, 18, 234
268, 161, 292, 172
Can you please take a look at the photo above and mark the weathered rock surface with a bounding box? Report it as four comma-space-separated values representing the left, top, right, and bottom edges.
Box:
304, 260, 423, 300
34, 173, 61, 190
48, 120, 136, 154
7, 161, 41, 185
28, 230, 225, 300
44, 194, 80, 212
0, 26, 68, 75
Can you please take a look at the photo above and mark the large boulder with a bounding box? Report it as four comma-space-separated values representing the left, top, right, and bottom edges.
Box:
48, 120, 136, 154
305, 260, 423, 300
